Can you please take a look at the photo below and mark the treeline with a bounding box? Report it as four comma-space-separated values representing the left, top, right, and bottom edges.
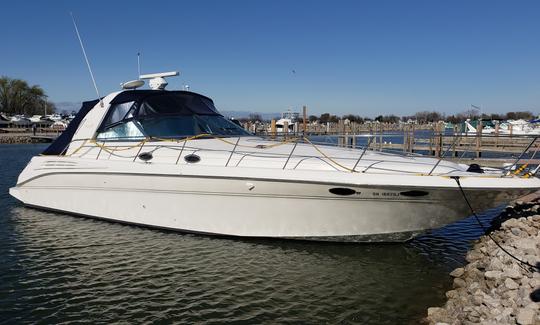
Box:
403, 110, 535, 124
241, 109, 535, 124
298, 110, 534, 124
0, 77, 55, 115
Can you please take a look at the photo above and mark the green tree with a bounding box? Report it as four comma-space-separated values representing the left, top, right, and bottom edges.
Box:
0, 76, 55, 115
308, 115, 318, 123
319, 113, 330, 124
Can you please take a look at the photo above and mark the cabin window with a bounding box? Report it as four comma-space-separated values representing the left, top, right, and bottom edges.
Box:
96, 121, 145, 140
101, 101, 136, 127
196, 115, 250, 136
138, 116, 201, 138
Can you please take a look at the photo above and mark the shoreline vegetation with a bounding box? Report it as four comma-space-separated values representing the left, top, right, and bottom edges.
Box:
0, 77, 55, 116
425, 194, 540, 325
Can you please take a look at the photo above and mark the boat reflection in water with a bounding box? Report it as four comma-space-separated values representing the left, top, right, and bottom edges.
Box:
4, 202, 500, 324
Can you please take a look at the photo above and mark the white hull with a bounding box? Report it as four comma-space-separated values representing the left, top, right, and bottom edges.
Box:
9, 156, 537, 242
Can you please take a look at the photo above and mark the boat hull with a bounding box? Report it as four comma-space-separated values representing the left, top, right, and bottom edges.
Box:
9, 171, 533, 242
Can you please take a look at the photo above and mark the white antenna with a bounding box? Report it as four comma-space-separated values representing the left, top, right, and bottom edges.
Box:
137, 52, 141, 79
70, 12, 103, 107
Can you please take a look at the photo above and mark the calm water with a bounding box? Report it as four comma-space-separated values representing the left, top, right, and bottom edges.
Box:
0, 144, 503, 324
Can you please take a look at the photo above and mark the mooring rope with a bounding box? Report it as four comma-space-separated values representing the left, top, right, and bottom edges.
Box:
451, 176, 539, 272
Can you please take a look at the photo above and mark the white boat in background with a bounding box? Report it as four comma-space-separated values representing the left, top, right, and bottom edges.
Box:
273, 110, 299, 133
9, 72, 540, 242
50, 120, 68, 130
465, 119, 540, 136
501, 119, 540, 135
10, 115, 31, 126
46, 113, 63, 122
29, 115, 43, 123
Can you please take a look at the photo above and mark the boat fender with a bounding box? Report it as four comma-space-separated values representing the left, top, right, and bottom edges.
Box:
466, 164, 484, 173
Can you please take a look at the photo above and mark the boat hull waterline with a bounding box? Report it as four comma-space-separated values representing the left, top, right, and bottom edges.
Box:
9, 159, 536, 242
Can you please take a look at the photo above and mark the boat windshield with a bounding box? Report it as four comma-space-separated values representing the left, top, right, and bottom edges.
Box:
96, 92, 250, 140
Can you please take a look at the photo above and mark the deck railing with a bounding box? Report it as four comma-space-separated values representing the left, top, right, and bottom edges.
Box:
59, 132, 540, 177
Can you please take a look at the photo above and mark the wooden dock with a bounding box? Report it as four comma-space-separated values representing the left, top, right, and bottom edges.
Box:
255, 119, 540, 168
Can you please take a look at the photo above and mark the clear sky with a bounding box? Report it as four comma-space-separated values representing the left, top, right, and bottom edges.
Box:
1, 0, 540, 116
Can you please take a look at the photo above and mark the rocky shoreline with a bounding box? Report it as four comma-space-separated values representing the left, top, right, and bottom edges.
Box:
0, 134, 56, 144
426, 199, 540, 324
0, 136, 36, 144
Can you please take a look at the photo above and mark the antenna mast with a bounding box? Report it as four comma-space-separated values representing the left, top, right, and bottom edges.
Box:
137, 52, 141, 78
70, 12, 103, 107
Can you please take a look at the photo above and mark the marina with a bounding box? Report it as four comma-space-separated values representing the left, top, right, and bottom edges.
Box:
2, 1, 540, 323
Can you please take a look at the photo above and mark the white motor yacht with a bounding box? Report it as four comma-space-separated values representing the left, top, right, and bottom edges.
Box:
272, 110, 299, 133
9, 73, 540, 242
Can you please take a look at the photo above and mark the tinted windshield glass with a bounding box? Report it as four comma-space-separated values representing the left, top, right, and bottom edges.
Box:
137, 115, 249, 138
137, 92, 219, 116
97, 92, 250, 139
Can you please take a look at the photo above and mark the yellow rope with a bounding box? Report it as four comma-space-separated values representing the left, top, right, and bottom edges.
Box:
302, 137, 356, 172
91, 139, 148, 153
65, 139, 88, 157
150, 133, 212, 143
64, 134, 297, 158
64, 134, 358, 172
212, 136, 299, 148
513, 163, 528, 175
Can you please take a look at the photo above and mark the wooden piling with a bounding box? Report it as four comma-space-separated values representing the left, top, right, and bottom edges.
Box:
429, 125, 434, 156
403, 125, 408, 153
302, 105, 307, 134
476, 120, 482, 158
270, 119, 276, 139
495, 122, 499, 147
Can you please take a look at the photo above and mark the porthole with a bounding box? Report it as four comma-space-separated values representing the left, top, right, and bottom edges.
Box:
184, 154, 201, 163
138, 152, 153, 162
329, 187, 356, 196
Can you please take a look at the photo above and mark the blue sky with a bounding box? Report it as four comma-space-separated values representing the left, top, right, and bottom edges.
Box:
1, 0, 540, 116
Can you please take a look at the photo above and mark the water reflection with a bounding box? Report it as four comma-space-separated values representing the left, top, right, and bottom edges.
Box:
2, 206, 456, 324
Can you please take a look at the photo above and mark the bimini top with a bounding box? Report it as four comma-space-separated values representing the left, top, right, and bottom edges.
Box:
42, 90, 250, 155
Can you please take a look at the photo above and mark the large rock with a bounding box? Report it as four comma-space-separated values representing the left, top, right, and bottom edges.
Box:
445, 290, 459, 299
453, 277, 467, 288
485, 270, 502, 280
427, 307, 444, 317
511, 227, 522, 236
516, 308, 536, 325
513, 238, 538, 251
449, 268, 464, 278
466, 250, 484, 262
487, 258, 504, 271
502, 218, 520, 229
505, 278, 519, 290
504, 266, 523, 279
